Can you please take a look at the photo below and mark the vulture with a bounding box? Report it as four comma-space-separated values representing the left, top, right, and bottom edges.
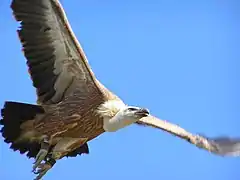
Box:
1, 0, 240, 179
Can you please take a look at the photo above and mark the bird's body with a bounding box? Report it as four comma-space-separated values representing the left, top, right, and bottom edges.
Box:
16, 96, 129, 148
16, 94, 105, 144
1, 0, 240, 179
7, 88, 137, 160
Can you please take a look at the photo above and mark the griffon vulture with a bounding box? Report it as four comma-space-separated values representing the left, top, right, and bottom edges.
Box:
1, 0, 240, 179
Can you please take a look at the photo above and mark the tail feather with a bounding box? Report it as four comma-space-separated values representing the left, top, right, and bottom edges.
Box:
0, 101, 45, 158
1, 101, 90, 159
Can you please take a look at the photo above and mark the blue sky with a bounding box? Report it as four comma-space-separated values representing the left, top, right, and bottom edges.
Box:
0, 0, 239, 179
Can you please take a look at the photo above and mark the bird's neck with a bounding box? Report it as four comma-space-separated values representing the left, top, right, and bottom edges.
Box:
97, 100, 126, 118
97, 100, 134, 132
102, 113, 135, 132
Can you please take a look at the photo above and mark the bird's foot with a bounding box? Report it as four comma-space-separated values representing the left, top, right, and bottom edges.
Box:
33, 161, 54, 180
32, 139, 50, 173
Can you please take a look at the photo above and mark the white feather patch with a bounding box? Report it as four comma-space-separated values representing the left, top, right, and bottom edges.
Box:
97, 100, 126, 118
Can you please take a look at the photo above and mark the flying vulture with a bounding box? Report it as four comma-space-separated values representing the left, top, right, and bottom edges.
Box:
1, 0, 240, 179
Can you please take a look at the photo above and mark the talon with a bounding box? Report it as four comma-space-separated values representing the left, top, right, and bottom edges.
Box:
33, 162, 52, 180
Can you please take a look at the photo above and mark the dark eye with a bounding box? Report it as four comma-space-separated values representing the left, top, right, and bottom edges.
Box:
128, 107, 137, 111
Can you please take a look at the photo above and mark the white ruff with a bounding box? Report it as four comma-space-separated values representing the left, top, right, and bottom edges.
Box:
97, 100, 126, 118
98, 100, 141, 132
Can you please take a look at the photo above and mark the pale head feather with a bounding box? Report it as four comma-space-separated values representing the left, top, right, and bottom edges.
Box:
97, 100, 127, 118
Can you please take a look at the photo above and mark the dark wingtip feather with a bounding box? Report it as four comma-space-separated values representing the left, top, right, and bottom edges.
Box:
201, 135, 240, 157
211, 137, 240, 156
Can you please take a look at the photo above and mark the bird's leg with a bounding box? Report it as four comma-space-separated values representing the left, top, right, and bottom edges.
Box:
32, 136, 50, 173
33, 137, 88, 180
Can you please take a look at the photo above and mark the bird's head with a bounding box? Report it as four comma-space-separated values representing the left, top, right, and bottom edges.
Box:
118, 106, 150, 120
99, 100, 150, 132
98, 100, 149, 120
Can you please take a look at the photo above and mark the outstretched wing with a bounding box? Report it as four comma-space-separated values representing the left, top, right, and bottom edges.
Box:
136, 115, 240, 156
11, 0, 104, 104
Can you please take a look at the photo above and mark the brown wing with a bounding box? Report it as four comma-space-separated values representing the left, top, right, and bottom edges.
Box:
11, 0, 106, 105
136, 115, 240, 156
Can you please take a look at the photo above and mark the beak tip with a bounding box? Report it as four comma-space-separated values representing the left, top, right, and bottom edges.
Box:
140, 108, 150, 115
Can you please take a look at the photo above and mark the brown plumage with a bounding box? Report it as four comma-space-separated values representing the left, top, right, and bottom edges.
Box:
1, 0, 240, 179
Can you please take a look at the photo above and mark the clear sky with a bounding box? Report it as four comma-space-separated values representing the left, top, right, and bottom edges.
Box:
0, 0, 240, 179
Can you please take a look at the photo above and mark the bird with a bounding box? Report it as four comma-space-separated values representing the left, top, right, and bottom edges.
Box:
1, 0, 240, 179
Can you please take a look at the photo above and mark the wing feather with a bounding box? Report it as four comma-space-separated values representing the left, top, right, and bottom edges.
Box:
136, 115, 240, 156
11, 0, 102, 104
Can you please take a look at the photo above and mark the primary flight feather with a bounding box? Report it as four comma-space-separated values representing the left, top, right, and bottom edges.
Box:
1, 0, 240, 179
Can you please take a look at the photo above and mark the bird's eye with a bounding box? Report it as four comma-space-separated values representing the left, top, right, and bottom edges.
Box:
128, 107, 137, 111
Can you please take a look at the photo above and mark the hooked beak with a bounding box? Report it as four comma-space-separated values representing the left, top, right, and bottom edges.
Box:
135, 108, 150, 117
